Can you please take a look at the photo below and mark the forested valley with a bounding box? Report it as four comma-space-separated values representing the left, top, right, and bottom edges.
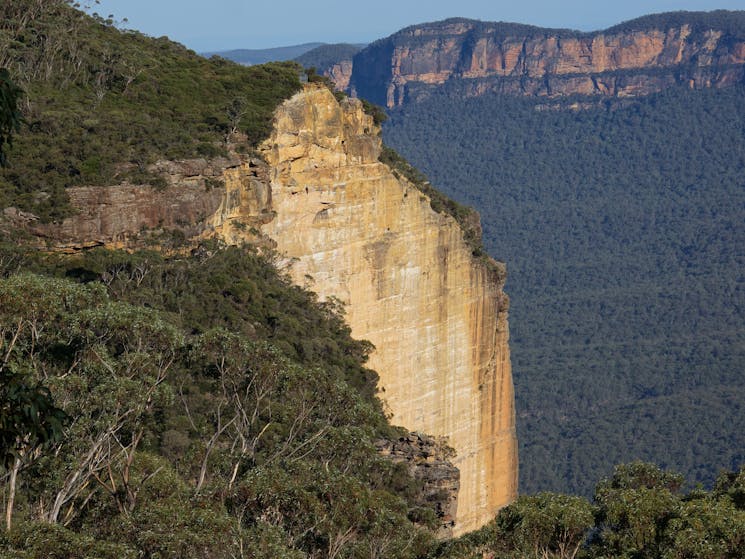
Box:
384, 84, 745, 497
1, 0, 744, 556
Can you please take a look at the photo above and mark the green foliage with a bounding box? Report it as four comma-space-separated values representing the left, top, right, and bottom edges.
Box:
360, 97, 388, 125
231, 462, 434, 558
714, 468, 745, 510
386, 18, 584, 48
0, 1, 302, 222
0, 242, 437, 556
606, 10, 745, 38
384, 84, 745, 497
663, 497, 745, 559
593, 463, 685, 558
1, 522, 137, 558
498, 493, 594, 559
305, 66, 341, 92
0, 372, 66, 469
432, 463, 745, 559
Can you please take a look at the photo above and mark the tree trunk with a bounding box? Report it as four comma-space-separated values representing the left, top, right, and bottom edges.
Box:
5, 455, 20, 531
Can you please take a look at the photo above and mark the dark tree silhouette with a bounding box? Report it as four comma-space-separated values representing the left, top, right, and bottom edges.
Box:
0, 69, 22, 167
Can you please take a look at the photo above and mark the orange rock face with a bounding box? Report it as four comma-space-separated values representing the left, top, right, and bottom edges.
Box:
326, 60, 354, 91
257, 87, 518, 535
346, 20, 745, 107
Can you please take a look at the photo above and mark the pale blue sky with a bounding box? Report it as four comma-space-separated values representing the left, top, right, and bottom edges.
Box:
87, 1, 744, 52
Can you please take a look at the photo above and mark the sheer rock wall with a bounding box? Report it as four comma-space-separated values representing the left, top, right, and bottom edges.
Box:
17, 85, 518, 535
254, 86, 517, 534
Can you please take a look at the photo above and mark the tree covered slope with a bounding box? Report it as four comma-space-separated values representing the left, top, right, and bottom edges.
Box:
0, 0, 302, 222
0, 243, 441, 558
0, 2, 444, 556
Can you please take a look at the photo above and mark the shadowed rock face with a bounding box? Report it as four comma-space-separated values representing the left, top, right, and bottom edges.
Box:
327, 60, 354, 90
346, 16, 745, 107
11, 85, 518, 536
376, 433, 460, 538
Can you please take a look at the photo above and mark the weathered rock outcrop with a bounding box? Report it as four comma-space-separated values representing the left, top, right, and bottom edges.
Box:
376, 433, 460, 538
345, 13, 745, 107
12, 86, 518, 535
326, 60, 354, 91
24, 157, 238, 249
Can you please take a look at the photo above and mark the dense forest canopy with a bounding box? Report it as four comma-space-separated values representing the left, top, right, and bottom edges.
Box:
437, 461, 745, 559
605, 9, 745, 37
0, 242, 442, 557
384, 83, 745, 497
0, 68, 22, 167
375, 17, 584, 46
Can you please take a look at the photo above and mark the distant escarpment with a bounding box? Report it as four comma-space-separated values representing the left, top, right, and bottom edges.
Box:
10, 85, 517, 536
294, 43, 364, 90
340, 11, 745, 107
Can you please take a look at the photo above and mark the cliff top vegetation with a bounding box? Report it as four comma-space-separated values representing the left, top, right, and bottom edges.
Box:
606, 10, 745, 38
373, 18, 583, 47
0, 0, 302, 222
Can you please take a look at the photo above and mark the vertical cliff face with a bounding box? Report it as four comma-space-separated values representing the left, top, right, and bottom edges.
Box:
256, 86, 517, 534
326, 60, 354, 91
347, 15, 745, 107
14, 85, 518, 535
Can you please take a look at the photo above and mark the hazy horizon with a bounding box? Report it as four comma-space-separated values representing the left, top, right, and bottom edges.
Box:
86, 1, 744, 52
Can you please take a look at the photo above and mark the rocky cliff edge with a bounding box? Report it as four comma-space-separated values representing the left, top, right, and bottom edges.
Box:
12, 85, 518, 535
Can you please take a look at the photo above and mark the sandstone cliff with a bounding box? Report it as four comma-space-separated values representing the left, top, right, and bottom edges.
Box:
325, 60, 354, 91
257, 87, 517, 534
344, 12, 745, 107
15, 86, 518, 535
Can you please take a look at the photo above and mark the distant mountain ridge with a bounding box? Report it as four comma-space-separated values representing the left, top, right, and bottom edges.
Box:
303, 10, 745, 107
294, 43, 365, 90
202, 42, 324, 65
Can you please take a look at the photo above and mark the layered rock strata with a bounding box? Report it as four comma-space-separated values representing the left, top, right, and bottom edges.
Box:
14, 86, 518, 535
346, 17, 745, 106
255, 87, 516, 534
